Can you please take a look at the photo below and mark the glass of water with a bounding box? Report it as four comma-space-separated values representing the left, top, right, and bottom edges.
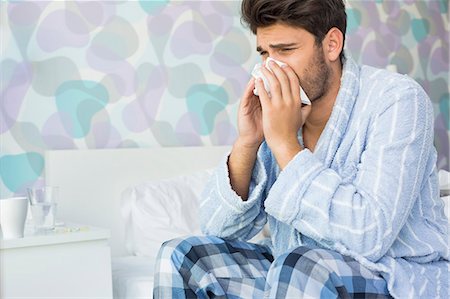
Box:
27, 186, 58, 233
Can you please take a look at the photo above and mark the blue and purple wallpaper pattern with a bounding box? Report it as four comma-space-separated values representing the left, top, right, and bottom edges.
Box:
1, 1, 449, 197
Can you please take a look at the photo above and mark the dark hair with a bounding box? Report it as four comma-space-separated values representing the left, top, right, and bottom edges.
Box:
241, 0, 347, 63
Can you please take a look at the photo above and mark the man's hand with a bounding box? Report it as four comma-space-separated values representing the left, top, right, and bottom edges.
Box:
228, 78, 265, 201
255, 60, 311, 169
236, 78, 264, 149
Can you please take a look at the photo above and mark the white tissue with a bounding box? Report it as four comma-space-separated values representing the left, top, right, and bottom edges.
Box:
252, 57, 311, 105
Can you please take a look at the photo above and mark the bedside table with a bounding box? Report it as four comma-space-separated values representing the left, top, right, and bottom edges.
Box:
0, 224, 113, 298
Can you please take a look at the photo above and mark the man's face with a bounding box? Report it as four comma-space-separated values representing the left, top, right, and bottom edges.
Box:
256, 23, 331, 103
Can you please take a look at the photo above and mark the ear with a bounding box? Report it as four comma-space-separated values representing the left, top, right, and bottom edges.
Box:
323, 27, 344, 62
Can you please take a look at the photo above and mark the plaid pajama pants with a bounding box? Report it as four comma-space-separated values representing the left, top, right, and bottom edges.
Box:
153, 236, 391, 298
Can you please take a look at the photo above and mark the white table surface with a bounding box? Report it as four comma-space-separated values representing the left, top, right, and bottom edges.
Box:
0, 223, 110, 249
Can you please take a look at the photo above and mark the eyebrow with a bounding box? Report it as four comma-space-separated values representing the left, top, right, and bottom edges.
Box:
256, 43, 299, 53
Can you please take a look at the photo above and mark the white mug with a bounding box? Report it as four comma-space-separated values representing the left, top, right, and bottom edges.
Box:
0, 196, 28, 239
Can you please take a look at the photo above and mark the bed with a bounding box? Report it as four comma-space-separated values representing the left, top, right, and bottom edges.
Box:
45, 146, 450, 298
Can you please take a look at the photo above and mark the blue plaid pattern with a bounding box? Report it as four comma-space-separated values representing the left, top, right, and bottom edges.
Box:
153, 236, 391, 298
266, 246, 390, 298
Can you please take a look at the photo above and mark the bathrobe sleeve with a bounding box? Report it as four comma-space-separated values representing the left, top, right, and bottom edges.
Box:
200, 144, 274, 240
264, 82, 435, 262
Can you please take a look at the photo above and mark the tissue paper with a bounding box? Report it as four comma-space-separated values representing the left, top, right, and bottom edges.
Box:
252, 57, 311, 105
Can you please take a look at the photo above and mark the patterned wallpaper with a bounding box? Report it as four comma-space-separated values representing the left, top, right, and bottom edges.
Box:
0, 0, 449, 198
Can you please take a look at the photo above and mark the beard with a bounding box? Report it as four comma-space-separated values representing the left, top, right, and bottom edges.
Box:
300, 44, 332, 103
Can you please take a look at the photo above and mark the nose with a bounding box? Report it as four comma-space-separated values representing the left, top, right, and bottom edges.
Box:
264, 53, 284, 63
265, 56, 285, 66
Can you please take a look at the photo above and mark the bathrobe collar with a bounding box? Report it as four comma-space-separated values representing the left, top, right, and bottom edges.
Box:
311, 55, 360, 166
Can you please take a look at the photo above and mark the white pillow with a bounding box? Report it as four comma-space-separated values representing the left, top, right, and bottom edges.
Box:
121, 169, 213, 258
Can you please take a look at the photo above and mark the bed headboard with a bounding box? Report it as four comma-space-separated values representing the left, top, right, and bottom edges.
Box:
45, 146, 230, 257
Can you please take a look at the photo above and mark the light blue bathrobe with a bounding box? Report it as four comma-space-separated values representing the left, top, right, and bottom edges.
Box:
200, 56, 449, 298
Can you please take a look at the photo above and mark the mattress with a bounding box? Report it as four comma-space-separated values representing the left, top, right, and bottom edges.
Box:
112, 256, 155, 299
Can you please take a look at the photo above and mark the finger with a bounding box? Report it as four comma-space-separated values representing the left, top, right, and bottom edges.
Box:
244, 77, 256, 96
239, 78, 256, 115
255, 77, 270, 108
260, 66, 282, 101
281, 64, 301, 102
267, 60, 292, 101
240, 78, 256, 106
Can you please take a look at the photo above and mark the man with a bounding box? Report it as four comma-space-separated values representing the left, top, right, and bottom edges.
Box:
154, 0, 449, 298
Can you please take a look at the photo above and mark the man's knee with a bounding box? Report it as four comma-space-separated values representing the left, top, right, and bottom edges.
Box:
157, 235, 226, 261
158, 236, 200, 259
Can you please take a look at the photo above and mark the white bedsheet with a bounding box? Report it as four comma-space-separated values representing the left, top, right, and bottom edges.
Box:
112, 256, 155, 299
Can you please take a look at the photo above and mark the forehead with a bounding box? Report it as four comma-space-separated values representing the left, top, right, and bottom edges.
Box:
256, 23, 314, 47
